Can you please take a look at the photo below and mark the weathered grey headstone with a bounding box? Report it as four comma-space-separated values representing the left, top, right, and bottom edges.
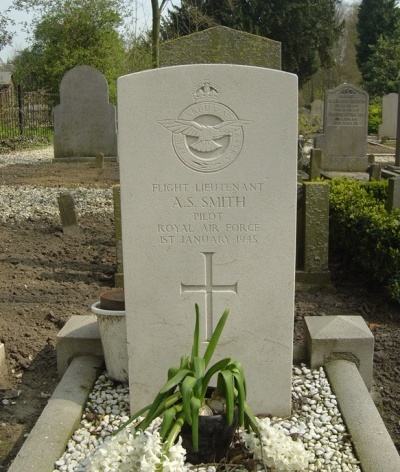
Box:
303, 182, 329, 274
118, 65, 298, 416
316, 84, 369, 172
57, 192, 79, 236
95, 152, 104, 168
310, 148, 322, 180
378, 93, 398, 140
369, 163, 381, 181
54, 65, 117, 159
160, 26, 281, 69
311, 99, 324, 128
386, 177, 400, 211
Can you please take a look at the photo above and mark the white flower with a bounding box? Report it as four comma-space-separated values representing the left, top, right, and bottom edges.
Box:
83, 420, 187, 472
241, 417, 314, 471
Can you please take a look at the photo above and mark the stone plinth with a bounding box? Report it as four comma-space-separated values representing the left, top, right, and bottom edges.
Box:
305, 315, 374, 390
57, 315, 103, 377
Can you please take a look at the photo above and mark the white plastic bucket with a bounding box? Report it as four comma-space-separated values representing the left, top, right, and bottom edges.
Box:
91, 301, 128, 382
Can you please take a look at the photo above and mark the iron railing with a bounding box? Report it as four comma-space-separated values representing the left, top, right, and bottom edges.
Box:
0, 85, 54, 139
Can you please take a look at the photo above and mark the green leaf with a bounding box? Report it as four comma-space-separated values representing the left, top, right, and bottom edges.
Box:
159, 368, 191, 394
244, 402, 261, 439
201, 357, 231, 398
180, 355, 190, 369
229, 360, 247, 397
190, 396, 201, 452
232, 372, 245, 426
163, 411, 185, 452
160, 404, 183, 439
181, 375, 197, 425
167, 366, 180, 380
218, 370, 235, 425
203, 308, 229, 367
138, 391, 181, 431
113, 402, 152, 435
191, 303, 200, 361
193, 356, 206, 379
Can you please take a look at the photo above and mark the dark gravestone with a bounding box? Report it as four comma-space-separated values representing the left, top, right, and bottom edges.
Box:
54, 65, 117, 159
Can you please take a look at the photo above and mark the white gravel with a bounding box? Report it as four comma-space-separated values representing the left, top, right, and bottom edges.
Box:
0, 146, 54, 167
0, 147, 113, 223
53, 366, 362, 472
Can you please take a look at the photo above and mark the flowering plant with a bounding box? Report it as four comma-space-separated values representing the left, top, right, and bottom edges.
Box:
82, 305, 312, 471
116, 304, 259, 455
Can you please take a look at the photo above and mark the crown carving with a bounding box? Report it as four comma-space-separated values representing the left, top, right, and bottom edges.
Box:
193, 82, 220, 102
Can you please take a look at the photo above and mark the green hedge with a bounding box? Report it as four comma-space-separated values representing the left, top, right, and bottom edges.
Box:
329, 178, 400, 303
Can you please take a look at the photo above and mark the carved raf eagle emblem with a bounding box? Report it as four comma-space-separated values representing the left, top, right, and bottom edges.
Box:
159, 119, 252, 152
159, 80, 252, 173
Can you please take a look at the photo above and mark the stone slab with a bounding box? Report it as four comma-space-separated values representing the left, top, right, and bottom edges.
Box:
305, 315, 374, 389
325, 360, 400, 472
8, 356, 103, 472
118, 64, 298, 417
57, 315, 103, 377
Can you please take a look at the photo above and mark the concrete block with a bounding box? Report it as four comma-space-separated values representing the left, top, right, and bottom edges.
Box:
305, 315, 374, 390
57, 315, 103, 377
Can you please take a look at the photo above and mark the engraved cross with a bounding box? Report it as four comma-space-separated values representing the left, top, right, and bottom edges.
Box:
181, 252, 237, 341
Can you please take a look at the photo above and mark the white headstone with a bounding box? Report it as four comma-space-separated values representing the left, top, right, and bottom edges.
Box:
316, 83, 369, 172
118, 64, 298, 416
378, 93, 398, 139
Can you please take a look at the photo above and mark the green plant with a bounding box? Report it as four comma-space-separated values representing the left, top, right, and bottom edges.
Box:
368, 100, 382, 135
329, 178, 400, 303
298, 112, 322, 138
117, 304, 259, 454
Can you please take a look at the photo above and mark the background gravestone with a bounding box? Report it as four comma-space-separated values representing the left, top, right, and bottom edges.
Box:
316, 83, 369, 172
118, 64, 297, 416
378, 93, 398, 140
54, 65, 117, 159
311, 99, 324, 128
160, 26, 281, 69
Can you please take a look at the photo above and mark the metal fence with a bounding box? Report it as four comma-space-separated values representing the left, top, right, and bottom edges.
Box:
0, 85, 54, 139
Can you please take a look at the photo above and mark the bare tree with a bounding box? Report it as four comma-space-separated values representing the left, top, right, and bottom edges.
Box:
151, 0, 168, 67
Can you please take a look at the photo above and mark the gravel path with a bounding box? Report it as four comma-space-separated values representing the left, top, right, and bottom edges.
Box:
0, 147, 113, 223
0, 146, 54, 166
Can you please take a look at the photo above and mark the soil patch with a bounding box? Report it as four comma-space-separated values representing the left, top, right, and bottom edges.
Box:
0, 153, 399, 470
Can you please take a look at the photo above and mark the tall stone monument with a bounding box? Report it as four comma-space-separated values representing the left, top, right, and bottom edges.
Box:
316, 83, 369, 172
118, 64, 298, 416
54, 65, 117, 159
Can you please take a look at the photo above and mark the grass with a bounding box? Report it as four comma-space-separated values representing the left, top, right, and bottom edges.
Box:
0, 134, 53, 154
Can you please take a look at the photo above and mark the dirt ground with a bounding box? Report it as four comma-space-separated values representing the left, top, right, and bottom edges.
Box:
0, 154, 399, 470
